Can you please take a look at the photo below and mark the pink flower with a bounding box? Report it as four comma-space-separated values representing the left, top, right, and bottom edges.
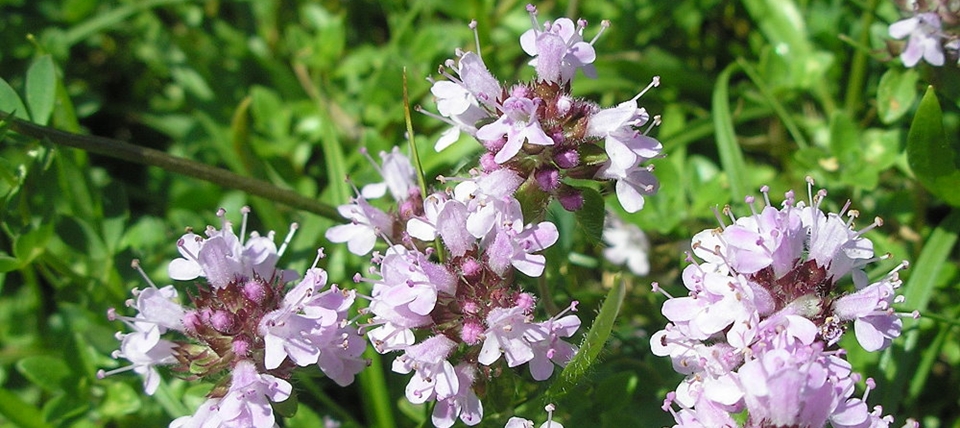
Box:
520, 8, 602, 83
889, 13, 944, 67
476, 95, 555, 164
431, 364, 484, 428
478, 306, 541, 367
218, 360, 293, 428
392, 335, 460, 404
325, 197, 393, 256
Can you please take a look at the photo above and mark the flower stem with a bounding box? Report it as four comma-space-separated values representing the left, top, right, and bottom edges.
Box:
4, 114, 341, 220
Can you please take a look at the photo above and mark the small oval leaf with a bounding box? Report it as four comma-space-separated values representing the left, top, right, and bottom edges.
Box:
25, 55, 57, 126
906, 86, 960, 206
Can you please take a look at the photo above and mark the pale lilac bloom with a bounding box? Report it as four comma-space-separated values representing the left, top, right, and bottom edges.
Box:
406, 193, 447, 241
430, 51, 501, 151
375, 245, 457, 316
218, 360, 292, 428
596, 163, 659, 213
392, 335, 460, 404
476, 94, 554, 164
602, 214, 651, 276
169, 398, 223, 428
114, 284, 185, 334
586, 84, 662, 172
527, 310, 580, 381
432, 364, 483, 428
520, 8, 599, 83
407, 193, 475, 257
258, 268, 340, 370
325, 197, 393, 256
832, 264, 906, 352
478, 305, 541, 367
101, 325, 177, 395
361, 146, 417, 201
168, 209, 288, 287
485, 220, 559, 277
889, 12, 944, 67
453, 169, 525, 239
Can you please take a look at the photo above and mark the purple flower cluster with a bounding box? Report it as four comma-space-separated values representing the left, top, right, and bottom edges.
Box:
650, 181, 916, 428
336, 153, 581, 427
425, 5, 662, 213
102, 208, 366, 427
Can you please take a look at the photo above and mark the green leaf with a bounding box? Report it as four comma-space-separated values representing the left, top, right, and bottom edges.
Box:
575, 187, 605, 244
16, 356, 73, 393
25, 55, 57, 126
713, 62, 747, 201
100, 382, 143, 418
0, 77, 30, 120
0, 388, 53, 428
906, 86, 960, 206
877, 68, 919, 124
546, 280, 626, 400
13, 223, 54, 266
0, 253, 19, 272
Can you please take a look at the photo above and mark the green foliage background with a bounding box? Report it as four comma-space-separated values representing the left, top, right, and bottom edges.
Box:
1, 0, 959, 427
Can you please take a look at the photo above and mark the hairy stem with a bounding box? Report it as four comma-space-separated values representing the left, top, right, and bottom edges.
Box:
3, 114, 341, 220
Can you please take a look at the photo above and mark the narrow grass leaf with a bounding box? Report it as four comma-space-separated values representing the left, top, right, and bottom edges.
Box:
713, 62, 747, 201
881, 208, 960, 409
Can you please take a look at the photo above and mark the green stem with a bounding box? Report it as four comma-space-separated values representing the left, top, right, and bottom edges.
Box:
295, 372, 363, 427
3, 114, 341, 220
357, 350, 396, 428
843, 0, 879, 115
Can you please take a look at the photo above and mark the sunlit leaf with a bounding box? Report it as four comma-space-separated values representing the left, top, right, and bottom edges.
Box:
877, 68, 919, 124
907, 87, 960, 206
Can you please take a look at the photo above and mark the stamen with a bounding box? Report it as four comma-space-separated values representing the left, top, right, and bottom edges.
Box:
643, 115, 661, 135
760, 185, 771, 206
544, 403, 557, 427
469, 20, 483, 60
527, 4, 540, 36
589, 20, 611, 45
631, 76, 661, 102
131, 259, 158, 289
652, 282, 674, 299
711, 206, 727, 229
277, 222, 299, 257
239, 206, 251, 245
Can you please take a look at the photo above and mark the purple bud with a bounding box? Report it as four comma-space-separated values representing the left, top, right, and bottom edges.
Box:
461, 258, 483, 279
482, 136, 506, 153
516, 292, 536, 311
479, 153, 500, 172
558, 189, 584, 211
182, 310, 202, 334
233, 337, 251, 356
535, 168, 561, 192
462, 300, 480, 314
242, 280, 268, 304
461, 320, 484, 345
554, 150, 580, 169
210, 310, 236, 333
